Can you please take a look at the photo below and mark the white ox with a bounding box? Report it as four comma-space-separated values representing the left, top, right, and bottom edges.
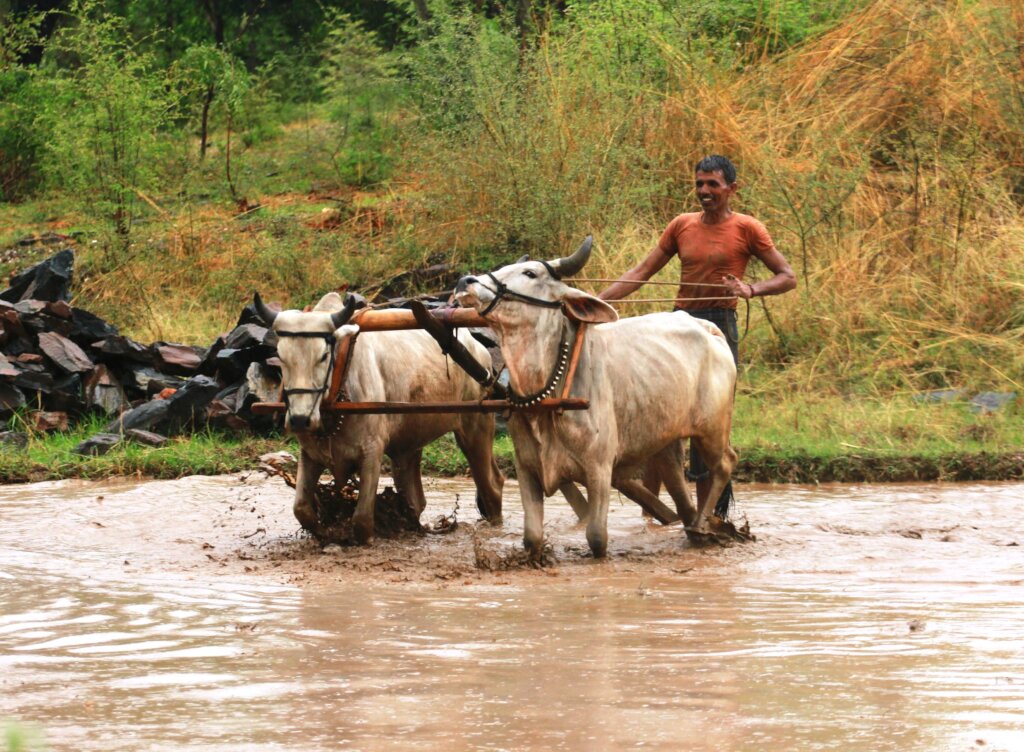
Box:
254, 292, 504, 543
454, 238, 737, 558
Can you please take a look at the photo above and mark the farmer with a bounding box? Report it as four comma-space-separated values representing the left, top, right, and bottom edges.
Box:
598, 154, 796, 518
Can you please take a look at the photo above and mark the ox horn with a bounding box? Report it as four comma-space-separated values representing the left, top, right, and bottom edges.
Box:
549, 235, 593, 279
330, 293, 363, 329
253, 292, 278, 327
516, 254, 530, 263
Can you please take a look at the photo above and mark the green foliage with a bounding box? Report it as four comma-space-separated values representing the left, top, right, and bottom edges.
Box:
319, 10, 399, 186
402, 12, 520, 132
0, 9, 47, 201
34, 0, 175, 255
0, 410, 290, 482
674, 0, 865, 58
174, 42, 272, 200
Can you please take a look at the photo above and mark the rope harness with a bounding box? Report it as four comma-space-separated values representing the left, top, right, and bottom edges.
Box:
478, 271, 564, 316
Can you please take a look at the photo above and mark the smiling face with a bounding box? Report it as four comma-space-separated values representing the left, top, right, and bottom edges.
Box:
695, 169, 737, 215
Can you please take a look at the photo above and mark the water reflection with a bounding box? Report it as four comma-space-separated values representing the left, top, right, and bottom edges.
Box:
0, 478, 1022, 750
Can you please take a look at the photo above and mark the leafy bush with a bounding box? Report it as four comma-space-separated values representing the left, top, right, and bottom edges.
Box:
319, 10, 399, 186
0, 11, 47, 201
34, 0, 175, 253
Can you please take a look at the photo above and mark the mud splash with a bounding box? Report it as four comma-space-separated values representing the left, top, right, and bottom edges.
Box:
1, 476, 1023, 751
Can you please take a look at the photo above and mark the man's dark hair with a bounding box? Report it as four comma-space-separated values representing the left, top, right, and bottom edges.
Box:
695, 155, 737, 184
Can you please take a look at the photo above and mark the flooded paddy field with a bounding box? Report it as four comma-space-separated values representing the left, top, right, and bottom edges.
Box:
1, 474, 1023, 751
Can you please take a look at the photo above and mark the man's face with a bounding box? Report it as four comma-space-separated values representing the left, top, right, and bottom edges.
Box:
695, 169, 736, 213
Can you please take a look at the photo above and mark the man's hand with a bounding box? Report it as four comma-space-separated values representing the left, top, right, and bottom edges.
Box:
723, 273, 754, 299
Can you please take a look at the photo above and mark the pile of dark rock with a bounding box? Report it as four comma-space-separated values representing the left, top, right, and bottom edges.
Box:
0, 249, 284, 455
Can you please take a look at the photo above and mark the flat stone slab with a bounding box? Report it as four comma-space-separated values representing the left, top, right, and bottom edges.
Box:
0, 430, 28, 448
153, 342, 204, 374
0, 383, 26, 413
0, 353, 19, 378
225, 323, 271, 350
91, 335, 152, 364
1, 248, 74, 303
73, 432, 122, 456
103, 399, 170, 434
125, 428, 168, 447
84, 364, 128, 415
38, 331, 94, 373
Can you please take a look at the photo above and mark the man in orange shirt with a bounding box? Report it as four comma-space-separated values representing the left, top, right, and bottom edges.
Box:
599, 155, 796, 519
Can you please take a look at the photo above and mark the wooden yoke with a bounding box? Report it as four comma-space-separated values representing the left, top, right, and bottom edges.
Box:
249, 304, 592, 416
351, 306, 486, 332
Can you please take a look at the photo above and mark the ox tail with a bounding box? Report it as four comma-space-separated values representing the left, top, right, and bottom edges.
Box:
714, 482, 734, 519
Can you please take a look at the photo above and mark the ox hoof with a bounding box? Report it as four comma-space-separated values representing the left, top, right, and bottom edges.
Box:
475, 494, 503, 523
586, 535, 608, 559
352, 516, 375, 545
293, 506, 319, 534
523, 537, 545, 561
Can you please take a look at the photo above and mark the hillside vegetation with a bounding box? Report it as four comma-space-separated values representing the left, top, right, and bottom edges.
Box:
2, 0, 1022, 470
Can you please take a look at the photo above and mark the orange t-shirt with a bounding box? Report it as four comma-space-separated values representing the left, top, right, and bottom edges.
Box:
657, 212, 777, 311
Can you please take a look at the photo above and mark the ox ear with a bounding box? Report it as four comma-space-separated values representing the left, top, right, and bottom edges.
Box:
560, 288, 618, 324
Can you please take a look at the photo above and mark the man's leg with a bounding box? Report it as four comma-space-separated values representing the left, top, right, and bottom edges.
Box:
689, 309, 738, 519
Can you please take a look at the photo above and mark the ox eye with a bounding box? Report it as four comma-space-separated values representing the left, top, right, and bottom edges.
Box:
319, 351, 329, 363
523, 269, 537, 279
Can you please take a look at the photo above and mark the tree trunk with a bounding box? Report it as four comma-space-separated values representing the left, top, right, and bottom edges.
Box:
199, 83, 214, 160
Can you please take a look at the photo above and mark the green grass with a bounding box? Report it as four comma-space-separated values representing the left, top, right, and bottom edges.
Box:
732, 391, 1024, 459
0, 414, 290, 483
2, 396, 1020, 485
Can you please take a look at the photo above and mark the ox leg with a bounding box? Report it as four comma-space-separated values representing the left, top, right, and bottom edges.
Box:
294, 449, 325, 532
690, 437, 738, 535
454, 418, 504, 524
392, 450, 427, 519
584, 470, 613, 558
558, 482, 589, 522
352, 449, 383, 545
518, 465, 546, 560
613, 479, 679, 525
653, 441, 697, 527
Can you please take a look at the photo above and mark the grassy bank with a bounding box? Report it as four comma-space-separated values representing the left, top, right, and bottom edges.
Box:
3, 393, 1021, 485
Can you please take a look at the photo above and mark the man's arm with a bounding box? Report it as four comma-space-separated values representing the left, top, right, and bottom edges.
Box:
723, 247, 797, 300
598, 245, 674, 301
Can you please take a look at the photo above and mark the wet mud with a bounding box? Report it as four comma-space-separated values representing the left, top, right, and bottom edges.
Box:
1, 474, 1023, 751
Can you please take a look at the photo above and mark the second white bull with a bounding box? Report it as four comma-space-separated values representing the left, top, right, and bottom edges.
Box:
254, 291, 504, 543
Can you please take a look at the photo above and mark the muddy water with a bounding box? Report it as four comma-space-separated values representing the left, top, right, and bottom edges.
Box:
1, 476, 1023, 751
